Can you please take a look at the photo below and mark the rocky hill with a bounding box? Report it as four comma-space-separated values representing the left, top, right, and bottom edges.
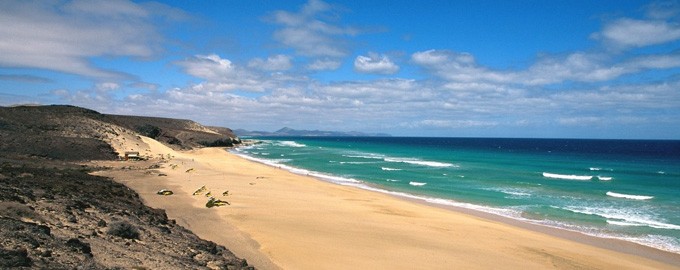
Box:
0, 105, 241, 160
0, 105, 252, 269
107, 115, 240, 150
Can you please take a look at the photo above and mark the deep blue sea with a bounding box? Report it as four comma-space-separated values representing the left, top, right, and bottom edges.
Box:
232, 137, 680, 253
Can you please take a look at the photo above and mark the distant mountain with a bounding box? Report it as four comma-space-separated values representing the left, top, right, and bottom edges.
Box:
234, 127, 391, 137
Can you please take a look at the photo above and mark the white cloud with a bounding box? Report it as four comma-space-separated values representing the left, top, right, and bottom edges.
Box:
595, 18, 680, 47
0, 0, 166, 78
269, 0, 358, 70
411, 50, 511, 84
307, 58, 342, 71
176, 54, 272, 92
558, 117, 603, 126
353, 53, 399, 74
248, 55, 293, 71
412, 49, 680, 86
95, 82, 120, 92
403, 119, 499, 128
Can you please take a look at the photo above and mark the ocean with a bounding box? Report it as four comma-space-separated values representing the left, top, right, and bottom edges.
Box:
231, 137, 680, 254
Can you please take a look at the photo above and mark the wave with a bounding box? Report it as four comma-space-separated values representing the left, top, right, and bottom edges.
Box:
490, 187, 531, 197
343, 154, 384, 160
589, 167, 613, 171
385, 158, 456, 168
564, 206, 679, 230
232, 151, 358, 183
278, 141, 306, 148
339, 161, 377, 164
606, 220, 646, 227
381, 167, 402, 171
386, 179, 400, 182
542, 172, 592, 180
606, 191, 654, 200
409, 181, 427, 186
597, 176, 613, 181
343, 152, 456, 168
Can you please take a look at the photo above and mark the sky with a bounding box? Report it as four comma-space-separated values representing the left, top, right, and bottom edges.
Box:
1, 0, 680, 139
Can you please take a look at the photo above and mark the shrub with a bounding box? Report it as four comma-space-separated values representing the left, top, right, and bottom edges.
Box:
107, 221, 140, 239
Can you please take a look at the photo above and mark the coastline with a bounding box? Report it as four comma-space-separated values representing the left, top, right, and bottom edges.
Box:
95, 137, 680, 269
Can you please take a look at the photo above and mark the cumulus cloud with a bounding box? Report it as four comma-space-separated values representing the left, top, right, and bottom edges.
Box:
176, 54, 270, 92
248, 55, 293, 71
412, 49, 680, 86
0, 0, 168, 78
595, 18, 680, 48
353, 53, 399, 74
412, 50, 509, 83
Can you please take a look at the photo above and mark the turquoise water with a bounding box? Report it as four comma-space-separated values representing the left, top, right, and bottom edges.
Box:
232, 137, 680, 253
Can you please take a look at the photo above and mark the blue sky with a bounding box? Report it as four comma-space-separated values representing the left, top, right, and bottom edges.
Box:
1, 0, 680, 139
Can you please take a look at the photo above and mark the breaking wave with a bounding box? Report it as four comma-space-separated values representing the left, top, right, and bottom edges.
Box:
542, 172, 592, 181
278, 141, 306, 148
606, 191, 654, 200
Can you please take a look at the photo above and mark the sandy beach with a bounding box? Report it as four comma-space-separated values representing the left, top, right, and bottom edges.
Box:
94, 137, 680, 269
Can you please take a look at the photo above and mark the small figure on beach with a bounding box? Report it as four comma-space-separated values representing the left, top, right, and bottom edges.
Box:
205, 197, 230, 208
193, 185, 207, 195
156, 189, 173, 196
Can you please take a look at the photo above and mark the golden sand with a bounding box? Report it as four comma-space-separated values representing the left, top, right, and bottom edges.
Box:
94, 137, 680, 269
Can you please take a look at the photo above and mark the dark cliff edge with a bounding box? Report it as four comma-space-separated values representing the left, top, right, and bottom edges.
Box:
107, 115, 241, 149
0, 105, 252, 269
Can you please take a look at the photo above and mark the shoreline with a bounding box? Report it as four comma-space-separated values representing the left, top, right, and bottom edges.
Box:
95, 138, 680, 269
234, 149, 680, 266
232, 147, 680, 259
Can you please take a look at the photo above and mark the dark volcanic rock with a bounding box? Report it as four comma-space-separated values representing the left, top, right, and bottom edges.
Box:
0, 248, 31, 267
107, 114, 240, 149
0, 105, 253, 269
0, 161, 253, 269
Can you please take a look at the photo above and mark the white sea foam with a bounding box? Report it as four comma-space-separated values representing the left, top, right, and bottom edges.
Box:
340, 161, 376, 164
500, 189, 531, 197
409, 181, 427, 186
344, 152, 456, 168
607, 220, 646, 227
386, 179, 400, 182
343, 154, 384, 159
278, 141, 306, 147
542, 172, 592, 180
589, 167, 613, 171
385, 158, 456, 168
606, 191, 654, 200
564, 206, 679, 230
381, 167, 402, 171
597, 176, 613, 181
